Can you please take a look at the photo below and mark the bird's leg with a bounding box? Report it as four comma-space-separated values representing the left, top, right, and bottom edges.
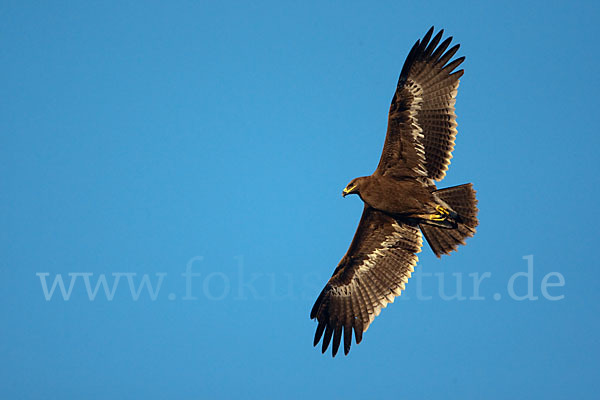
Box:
410, 206, 450, 222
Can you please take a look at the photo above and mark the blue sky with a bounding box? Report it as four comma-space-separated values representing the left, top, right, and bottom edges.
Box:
2, 1, 599, 398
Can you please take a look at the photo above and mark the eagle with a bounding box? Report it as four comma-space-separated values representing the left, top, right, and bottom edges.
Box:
310, 27, 479, 357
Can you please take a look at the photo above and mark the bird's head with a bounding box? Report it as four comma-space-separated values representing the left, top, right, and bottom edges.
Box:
342, 177, 365, 197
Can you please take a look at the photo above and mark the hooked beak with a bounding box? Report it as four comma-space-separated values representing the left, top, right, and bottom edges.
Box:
342, 184, 356, 197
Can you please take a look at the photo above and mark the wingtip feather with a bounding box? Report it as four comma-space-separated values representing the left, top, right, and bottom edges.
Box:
313, 321, 326, 347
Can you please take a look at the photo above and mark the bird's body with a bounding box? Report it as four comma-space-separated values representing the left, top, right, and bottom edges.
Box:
349, 175, 438, 217
311, 27, 479, 357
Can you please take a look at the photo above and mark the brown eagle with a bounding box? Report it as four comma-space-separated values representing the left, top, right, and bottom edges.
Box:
310, 27, 479, 357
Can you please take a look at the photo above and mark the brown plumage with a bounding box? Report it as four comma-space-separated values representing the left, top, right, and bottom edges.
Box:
311, 27, 479, 357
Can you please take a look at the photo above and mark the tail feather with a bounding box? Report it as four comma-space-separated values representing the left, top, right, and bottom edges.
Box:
420, 183, 478, 257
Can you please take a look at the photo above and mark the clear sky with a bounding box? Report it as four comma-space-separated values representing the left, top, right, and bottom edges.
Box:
2, 1, 599, 399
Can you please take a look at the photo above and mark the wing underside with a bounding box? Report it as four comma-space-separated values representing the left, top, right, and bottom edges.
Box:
376, 27, 465, 182
310, 207, 422, 356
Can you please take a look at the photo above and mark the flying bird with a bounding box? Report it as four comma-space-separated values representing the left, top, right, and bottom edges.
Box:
310, 27, 479, 357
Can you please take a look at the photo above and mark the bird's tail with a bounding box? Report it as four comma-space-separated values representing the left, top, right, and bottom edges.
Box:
420, 183, 479, 257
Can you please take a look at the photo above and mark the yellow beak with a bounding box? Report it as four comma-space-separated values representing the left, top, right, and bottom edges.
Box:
342, 184, 356, 197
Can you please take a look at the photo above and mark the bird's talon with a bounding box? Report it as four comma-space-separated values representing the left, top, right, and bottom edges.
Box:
429, 213, 445, 221
436, 206, 450, 216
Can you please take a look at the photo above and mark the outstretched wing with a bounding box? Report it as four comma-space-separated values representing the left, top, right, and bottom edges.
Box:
375, 27, 465, 182
310, 207, 423, 356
